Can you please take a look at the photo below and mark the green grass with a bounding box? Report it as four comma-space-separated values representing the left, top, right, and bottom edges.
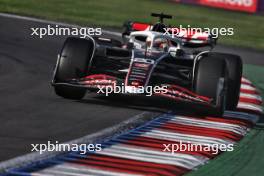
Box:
0, 0, 264, 50
186, 125, 264, 176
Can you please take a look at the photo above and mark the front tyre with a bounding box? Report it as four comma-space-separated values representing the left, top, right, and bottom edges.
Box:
54, 37, 94, 100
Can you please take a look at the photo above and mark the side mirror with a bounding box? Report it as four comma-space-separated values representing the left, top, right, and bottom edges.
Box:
168, 47, 184, 57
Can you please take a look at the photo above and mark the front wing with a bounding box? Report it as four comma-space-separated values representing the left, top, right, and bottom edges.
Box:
52, 74, 227, 110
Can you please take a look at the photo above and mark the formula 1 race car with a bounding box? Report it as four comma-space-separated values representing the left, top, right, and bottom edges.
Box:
51, 13, 242, 115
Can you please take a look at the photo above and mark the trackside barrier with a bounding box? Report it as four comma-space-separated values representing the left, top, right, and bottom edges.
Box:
171, 0, 264, 13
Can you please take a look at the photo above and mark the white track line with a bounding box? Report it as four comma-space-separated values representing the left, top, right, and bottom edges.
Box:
240, 93, 262, 101
164, 117, 248, 135
141, 129, 234, 146
237, 102, 263, 113
241, 84, 256, 91
169, 116, 248, 132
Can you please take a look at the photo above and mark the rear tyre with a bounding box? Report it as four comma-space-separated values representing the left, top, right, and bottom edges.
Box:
193, 56, 227, 115
54, 37, 94, 100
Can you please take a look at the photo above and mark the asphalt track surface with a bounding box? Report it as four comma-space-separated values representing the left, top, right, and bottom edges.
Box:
0, 14, 263, 162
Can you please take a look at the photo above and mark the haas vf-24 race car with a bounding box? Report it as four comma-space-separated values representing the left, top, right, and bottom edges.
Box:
51, 13, 242, 115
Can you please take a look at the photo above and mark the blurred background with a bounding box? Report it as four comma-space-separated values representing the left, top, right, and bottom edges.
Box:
0, 0, 263, 50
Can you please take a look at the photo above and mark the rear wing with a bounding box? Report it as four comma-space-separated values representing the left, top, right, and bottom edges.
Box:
123, 21, 217, 47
